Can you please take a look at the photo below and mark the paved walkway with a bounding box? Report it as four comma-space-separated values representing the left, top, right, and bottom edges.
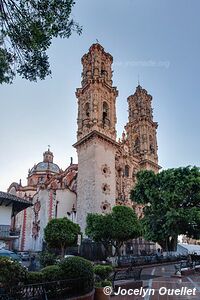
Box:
112, 264, 200, 299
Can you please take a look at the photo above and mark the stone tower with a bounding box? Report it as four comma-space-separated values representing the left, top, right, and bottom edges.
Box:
73, 43, 118, 232
125, 85, 160, 173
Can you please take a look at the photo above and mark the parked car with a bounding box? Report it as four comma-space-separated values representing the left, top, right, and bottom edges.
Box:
0, 249, 22, 263
64, 254, 75, 259
18, 251, 30, 261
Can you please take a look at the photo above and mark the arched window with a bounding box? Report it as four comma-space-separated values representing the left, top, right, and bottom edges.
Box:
101, 62, 106, 76
102, 102, 110, 127
84, 102, 90, 118
134, 137, 140, 153
149, 135, 155, 153
124, 165, 130, 177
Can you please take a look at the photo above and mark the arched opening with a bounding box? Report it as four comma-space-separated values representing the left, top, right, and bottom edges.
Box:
149, 135, 155, 154
101, 62, 106, 76
134, 137, 140, 153
102, 101, 110, 127
124, 165, 130, 177
84, 102, 90, 118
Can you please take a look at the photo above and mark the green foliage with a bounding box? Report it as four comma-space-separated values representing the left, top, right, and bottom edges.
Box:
59, 256, 94, 292
44, 217, 81, 257
26, 271, 44, 284
131, 166, 200, 251
0, 0, 82, 83
93, 265, 113, 281
95, 280, 112, 288
39, 251, 57, 267
41, 265, 62, 281
86, 206, 141, 255
0, 257, 27, 290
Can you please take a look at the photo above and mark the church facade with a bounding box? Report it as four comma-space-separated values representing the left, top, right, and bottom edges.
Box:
8, 43, 160, 251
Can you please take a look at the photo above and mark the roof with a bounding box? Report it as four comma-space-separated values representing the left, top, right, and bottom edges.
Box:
178, 243, 200, 255
0, 191, 32, 215
29, 162, 60, 175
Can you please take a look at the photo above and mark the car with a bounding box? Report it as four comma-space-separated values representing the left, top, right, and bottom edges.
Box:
64, 254, 75, 259
0, 249, 22, 263
18, 251, 30, 261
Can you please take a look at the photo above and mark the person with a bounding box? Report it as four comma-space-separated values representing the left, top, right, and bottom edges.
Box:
28, 255, 36, 271
187, 254, 193, 268
156, 248, 162, 261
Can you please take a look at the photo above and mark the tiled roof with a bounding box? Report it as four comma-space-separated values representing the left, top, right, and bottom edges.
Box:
0, 191, 32, 214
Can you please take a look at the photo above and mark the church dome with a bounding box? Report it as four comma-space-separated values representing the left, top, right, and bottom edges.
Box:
29, 148, 60, 176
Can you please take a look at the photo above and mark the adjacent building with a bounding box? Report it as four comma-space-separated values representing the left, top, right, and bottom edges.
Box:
0, 191, 32, 249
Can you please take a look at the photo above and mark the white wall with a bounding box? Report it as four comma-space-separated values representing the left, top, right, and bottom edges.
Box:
76, 137, 116, 233
0, 205, 12, 225
56, 189, 76, 219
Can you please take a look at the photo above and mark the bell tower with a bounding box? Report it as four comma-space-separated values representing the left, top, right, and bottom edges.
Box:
74, 44, 118, 232
76, 43, 118, 141
125, 85, 160, 173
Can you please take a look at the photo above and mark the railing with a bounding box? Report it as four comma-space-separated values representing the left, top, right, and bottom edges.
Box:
0, 277, 93, 300
117, 254, 188, 268
0, 225, 10, 238
0, 225, 20, 238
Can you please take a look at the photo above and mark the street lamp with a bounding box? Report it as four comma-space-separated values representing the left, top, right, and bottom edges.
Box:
67, 204, 76, 222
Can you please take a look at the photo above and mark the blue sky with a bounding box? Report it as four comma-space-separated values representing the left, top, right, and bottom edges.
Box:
0, 0, 199, 191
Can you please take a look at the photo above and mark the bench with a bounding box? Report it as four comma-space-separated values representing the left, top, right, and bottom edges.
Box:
174, 260, 200, 275
111, 266, 143, 291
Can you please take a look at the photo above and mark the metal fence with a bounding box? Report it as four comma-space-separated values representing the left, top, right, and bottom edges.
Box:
0, 277, 92, 300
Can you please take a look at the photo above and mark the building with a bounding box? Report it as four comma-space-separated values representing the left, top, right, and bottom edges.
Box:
8, 43, 160, 251
0, 191, 32, 249
74, 43, 160, 232
8, 149, 77, 251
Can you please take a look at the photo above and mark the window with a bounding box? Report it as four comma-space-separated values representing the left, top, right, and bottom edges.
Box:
134, 137, 140, 153
102, 102, 109, 127
84, 102, 90, 118
124, 165, 129, 177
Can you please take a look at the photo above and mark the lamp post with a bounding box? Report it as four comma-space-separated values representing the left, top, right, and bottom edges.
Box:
67, 204, 77, 222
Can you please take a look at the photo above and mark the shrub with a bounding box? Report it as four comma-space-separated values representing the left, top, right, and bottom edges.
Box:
95, 280, 112, 288
26, 271, 44, 284
0, 257, 27, 290
93, 265, 113, 281
41, 265, 62, 281
59, 256, 94, 292
39, 251, 57, 267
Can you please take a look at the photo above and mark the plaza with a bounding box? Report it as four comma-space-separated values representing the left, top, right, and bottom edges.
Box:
113, 264, 200, 299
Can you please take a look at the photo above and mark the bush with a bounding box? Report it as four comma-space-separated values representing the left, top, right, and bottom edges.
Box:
95, 280, 112, 288
41, 265, 62, 281
39, 251, 57, 267
0, 257, 27, 290
93, 265, 113, 280
59, 256, 94, 292
26, 271, 44, 284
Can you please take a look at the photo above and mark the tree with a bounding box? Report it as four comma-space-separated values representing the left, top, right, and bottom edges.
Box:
0, 0, 82, 84
86, 205, 141, 256
44, 217, 81, 257
131, 166, 200, 251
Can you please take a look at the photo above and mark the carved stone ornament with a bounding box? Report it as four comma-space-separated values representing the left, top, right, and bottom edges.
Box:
100, 200, 111, 214
102, 183, 111, 195
101, 164, 111, 177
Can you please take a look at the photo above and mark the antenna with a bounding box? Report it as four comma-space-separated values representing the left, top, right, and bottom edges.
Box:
96, 39, 99, 43
48, 145, 50, 151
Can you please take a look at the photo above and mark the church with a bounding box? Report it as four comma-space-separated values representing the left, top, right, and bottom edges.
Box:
8, 43, 160, 251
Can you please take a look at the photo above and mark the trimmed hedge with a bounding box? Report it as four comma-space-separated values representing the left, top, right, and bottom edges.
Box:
59, 256, 94, 292
41, 265, 62, 281
39, 251, 57, 267
93, 265, 113, 280
26, 271, 44, 284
